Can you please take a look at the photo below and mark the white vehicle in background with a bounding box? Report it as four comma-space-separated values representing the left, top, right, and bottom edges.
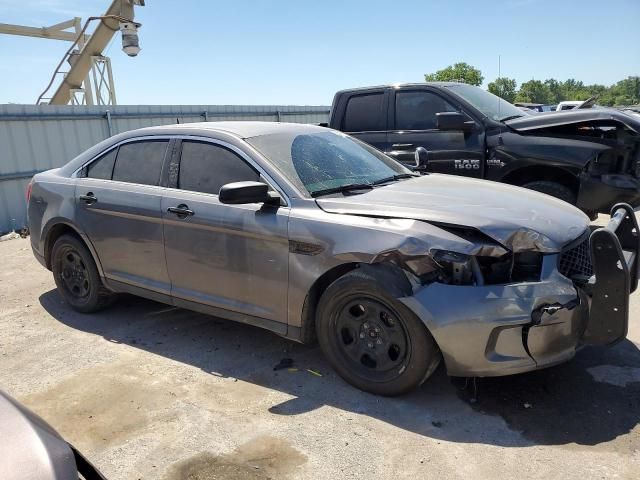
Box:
556, 101, 583, 111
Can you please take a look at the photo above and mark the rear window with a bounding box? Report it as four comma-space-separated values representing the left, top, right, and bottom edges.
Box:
178, 141, 259, 195
86, 149, 117, 180
112, 141, 168, 186
343, 93, 386, 132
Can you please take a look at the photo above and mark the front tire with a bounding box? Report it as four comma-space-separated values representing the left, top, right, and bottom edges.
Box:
316, 266, 440, 396
521, 180, 576, 205
51, 234, 114, 313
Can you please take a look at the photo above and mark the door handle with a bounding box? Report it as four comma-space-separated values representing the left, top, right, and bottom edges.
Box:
79, 193, 97, 204
167, 204, 194, 218
391, 143, 414, 149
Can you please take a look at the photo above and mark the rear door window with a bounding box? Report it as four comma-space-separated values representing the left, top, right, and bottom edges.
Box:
86, 148, 117, 179
395, 90, 457, 130
343, 93, 386, 132
178, 141, 259, 195
112, 140, 169, 186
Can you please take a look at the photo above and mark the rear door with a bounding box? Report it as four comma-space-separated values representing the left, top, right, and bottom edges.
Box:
161, 138, 290, 326
75, 138, 171, 296
387, 87, 485, 178
338, 89, 389, 151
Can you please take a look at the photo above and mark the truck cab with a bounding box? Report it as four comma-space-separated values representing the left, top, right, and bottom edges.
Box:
328, 83, 640, 216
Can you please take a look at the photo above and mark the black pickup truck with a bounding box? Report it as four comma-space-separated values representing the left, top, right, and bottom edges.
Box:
328, 83, 640, 216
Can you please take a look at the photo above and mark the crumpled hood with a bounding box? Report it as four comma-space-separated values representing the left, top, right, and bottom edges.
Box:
316, 174, 590, 253
505, 108, 640, 133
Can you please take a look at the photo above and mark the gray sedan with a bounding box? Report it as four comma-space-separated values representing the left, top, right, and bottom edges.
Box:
28, 122, 638, 395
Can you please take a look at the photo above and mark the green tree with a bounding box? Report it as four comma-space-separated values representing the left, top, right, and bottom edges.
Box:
487, 77, 517, 102
561, 78, 584, 98
514, 80, 552, 104
544, 79, 563, 104
607, 76, 640, 105
425, 62, 484, 86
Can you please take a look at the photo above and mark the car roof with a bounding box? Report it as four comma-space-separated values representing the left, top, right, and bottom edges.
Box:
56, 121, 330, 177
335, 82, 471, 94
134, 121, 327, 139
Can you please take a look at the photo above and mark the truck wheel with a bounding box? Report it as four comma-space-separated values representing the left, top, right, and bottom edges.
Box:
51, 234, 114, 313
521, 180, 576, 205
316, 267, 440, 396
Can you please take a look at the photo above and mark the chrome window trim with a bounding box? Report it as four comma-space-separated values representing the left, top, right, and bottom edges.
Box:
73, 134, 291, 206
72, 135, 173, 178
167, 135, 291, 207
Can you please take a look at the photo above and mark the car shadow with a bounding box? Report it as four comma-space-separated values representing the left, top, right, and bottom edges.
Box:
39, 290, 640, 449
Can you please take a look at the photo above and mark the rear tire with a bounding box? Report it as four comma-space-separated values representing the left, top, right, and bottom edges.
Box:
51, 234, 114, 313
521, 180, 576, 205
316, 266, 440, 396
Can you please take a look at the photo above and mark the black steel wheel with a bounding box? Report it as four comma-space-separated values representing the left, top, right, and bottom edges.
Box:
333, 297, 412, 383
51, 234, 114, 313
316, 266, 440, 396
58, 248, 91, 299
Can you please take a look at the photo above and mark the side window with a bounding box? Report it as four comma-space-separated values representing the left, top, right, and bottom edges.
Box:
86, 148, 117, 179
395, 91, 458, 130
343, 93, 386, 132
178, 141, 259, 195
112, 140, 168, 186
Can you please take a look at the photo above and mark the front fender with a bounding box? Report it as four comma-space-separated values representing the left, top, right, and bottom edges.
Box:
285, 206, 486, 330
486, 131, 609, 182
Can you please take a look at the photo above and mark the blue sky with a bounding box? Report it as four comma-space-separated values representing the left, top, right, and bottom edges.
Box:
1, 0, 638, 105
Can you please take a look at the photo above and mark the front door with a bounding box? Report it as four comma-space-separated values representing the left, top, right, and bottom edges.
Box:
74, 139, 171, 295
161, 139, 290, 326
386, 88, 485, 178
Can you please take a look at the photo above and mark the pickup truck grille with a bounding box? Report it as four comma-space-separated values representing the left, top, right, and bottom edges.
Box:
558, 235, 593, 281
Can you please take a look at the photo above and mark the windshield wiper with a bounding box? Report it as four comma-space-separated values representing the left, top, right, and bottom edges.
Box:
499, 114, 524, 122
371, 173, 420, 185
310, 182, 374, 197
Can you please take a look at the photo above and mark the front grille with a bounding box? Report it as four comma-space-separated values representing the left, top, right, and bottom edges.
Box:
558, 235, 593, 281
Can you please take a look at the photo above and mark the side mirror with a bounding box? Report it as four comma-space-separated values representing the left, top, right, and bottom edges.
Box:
436, 112, 474, 131
219, 181, 279, 205
414, 147, 429, 171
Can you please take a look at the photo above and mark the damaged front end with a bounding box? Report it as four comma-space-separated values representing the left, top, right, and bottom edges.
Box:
373, 224, 553, 288
507, 111, 640, 213
397, 203, 639, 377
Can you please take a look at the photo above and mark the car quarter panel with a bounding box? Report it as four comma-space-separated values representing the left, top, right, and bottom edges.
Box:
28, 171, 80, 262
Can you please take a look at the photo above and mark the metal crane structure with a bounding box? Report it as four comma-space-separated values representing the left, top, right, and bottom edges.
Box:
0, 0, 145, 105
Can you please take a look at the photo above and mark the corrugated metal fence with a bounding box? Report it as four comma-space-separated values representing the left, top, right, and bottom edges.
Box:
0, 104, 330, 233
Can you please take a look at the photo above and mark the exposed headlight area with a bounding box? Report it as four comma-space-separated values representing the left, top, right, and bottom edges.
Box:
427, 249, 543, 286
406, 225, 547, 286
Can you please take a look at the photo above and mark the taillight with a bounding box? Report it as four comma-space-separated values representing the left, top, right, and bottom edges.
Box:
26, 181, 33, 203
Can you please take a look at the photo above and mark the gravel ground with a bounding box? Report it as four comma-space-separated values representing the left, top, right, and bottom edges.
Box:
1, 232, 639, 480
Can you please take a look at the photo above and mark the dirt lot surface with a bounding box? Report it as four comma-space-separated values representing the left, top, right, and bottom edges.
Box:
1, 232, 639, 479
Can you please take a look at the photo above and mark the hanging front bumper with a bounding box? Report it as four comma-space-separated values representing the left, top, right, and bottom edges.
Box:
400, 203, 639, 377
